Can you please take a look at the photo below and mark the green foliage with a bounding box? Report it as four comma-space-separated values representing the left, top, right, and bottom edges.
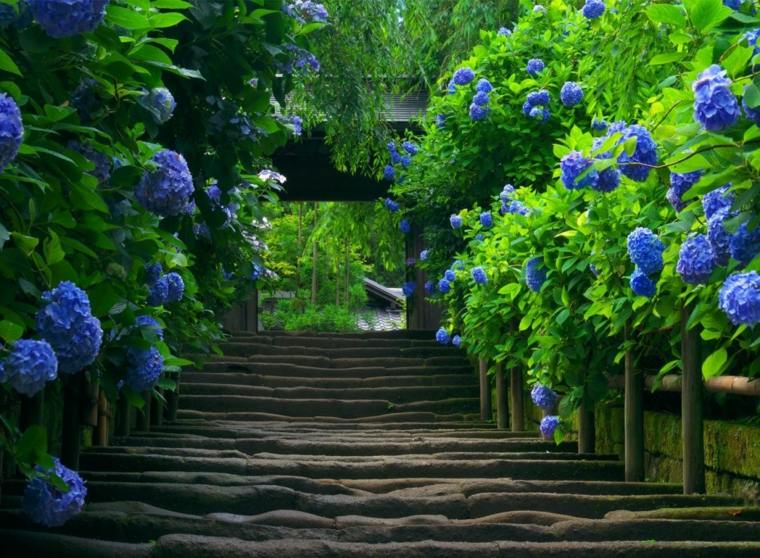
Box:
262, 299, 362, 331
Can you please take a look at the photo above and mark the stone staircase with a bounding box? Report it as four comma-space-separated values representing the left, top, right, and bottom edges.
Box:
2, 330, 760, 556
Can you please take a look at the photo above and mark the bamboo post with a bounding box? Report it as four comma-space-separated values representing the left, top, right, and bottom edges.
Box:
577, 402, 595, 454
19, 390, 45, 431
478, 359, 492, 421
494, 364, 508, 430
61, 375, 84, 470
95, 388, 109, 446
681, 304, 705, 494
510, 367, 525, 431
135, 391, 151, 432
116, 394, 130, 437
150, 389, 164, 427
625, 326, 644, 481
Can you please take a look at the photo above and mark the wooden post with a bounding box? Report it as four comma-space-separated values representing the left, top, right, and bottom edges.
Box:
247, 288, 259, 334
116, 394, 131, 437
166, 374, 179, 422
625, 326, 644, 481
495, 364, 508, 430
61, 375, 83, 470
478, 359, 492, 421
95, 388, 109, 446
681, 304, 705, 494
135, 391, 151, 432
510, 367, 525, 431
151, 389, 164, 427
19, 391, 45, 431
577, 402, 595, 454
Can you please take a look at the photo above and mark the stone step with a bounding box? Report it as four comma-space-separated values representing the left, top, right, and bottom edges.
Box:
237, 355, 470, 369
242, 330, 437, 340
183, 371, 477, 388
194, 362, 474, 378
229, 335, 446, 349
178, 395, 482, 417
175, 410, 488, 424
78, 453, 625, 481
180, 383, 480, 402
219, 342, 464, 360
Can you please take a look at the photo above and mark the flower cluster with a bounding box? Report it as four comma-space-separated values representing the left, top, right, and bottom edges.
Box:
141, 87, 176, 125
0, 339, 58, 397
68, 141, 111, 184
450, 214, 463, 229
616, 124, 658, 182
630, 268, 656, 298
402, 281, 416, 297
582, 0, 605, 19
135, 315, 164, 340
135, 150, 195, 217
451, 334, 462, 347
438, 278, 451, 293
667, 171, 702, 212
30, 0, 108, 38
282, 45, 321, 74
0, 93, 23, 172
560, 151, 597, 190
677, 234, 716, 285
591, 117, 608, 131
452, 67, 475, 86
37, 282, 102, 374
435, 327, 450, 345
626, 227, 664, 275
531, 384, 558, 411
702, 184, 733, 220
471, 266, 487, 285
147, 271, 185, 306
719, 271, 760, 326
540, 415, 560, 439
707, 209, 732, 265
526, 58, 544, 77
479, 211, 493, 228
729, 222, 760, 266
283, 0, 328, 23
419, 249, 429, 261
525, 257, 546, 293
522, 89, 550, 122
469, 79, 493, 121
124, 346, 164, 392
498, 27, 512, 36
560, 82, 583, 107
23, 458, 87, 527
692, 65, 740, 131
399, 218, 411, 234
424, 280, 434, 295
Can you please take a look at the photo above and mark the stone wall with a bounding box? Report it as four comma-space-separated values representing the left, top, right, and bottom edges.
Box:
596, 402, 760, 500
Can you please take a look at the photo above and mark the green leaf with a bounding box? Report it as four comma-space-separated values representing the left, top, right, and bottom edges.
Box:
43, 229, 65, 266
15, 426, 48, 466
11, 232, 38, 256
106, 5, 150, 30
0, 47, 21, 76
646, 4, 687, 28
743, 82, 760, 109
0, 319, 24, 343
649, 52, 685, 66
684, 0, 732, 33
702, 347, 727, 379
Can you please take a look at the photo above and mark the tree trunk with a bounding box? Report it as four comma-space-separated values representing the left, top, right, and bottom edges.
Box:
478, 359, 492, 421
344, 240, 350, 307
495, 364, 508, 430
296, 203, 303, 296
136, 392, 151, 432
510, 367, 525, 432
95, 388, 109, 447
624, 325, 644, 482
681, 303, 705, 494
577, 402, 595, 454
335, 259, 340, 306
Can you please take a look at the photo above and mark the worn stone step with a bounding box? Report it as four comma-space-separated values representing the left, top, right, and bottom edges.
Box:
178, 395, 481, 417
219, 342, 464, 360
194, 362, 474, 378
229, 335, 446, 350
180, 383, 480, 403
78, 453, 624, 481
183, 372, 477, 388
238, 355, 470, 369
239, 330, 437, 340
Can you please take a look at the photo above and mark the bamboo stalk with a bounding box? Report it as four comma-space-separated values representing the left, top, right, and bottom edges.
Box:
509, 367, 525, 432
609, 374, 760, 397
478, 359, 492, 421
577, 402, 595, 454
494, 364, 508, 430
624, 325, 644, 482
95, 388, 109, 446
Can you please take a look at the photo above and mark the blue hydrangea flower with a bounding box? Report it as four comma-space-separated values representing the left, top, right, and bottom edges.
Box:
630, 267, 656, 297
450, 214, 463, 229
135, 315, 163, 340
383, 165, 395, 181
540, 415, 560, 439
68, 141, 111, 184
402, 141, 419, 155
251, 263, 263, 282
533, 4, 546, 13
529, 106, 550, 122
444, 269, 456, 282
469, 103, 490, 121
561, 151, 598, 190
124, 346, 163, 392
582, 0, 605, 19
626, 227, 664, 275
402, 281, 415, 297
472, 91, 490, 106
505, 200, 530, 215
591, 117, 608, 131
723, 0, 741, 9
30, 0, 108, 38
435, 327, 450, 345
141, 87, 176, 125
419, 249, 429, 261
165, 272, 185, 303
531, 384, 558, 411
471, 266, 487, 285
145, 262, 162, 285
0, 93, 23, 172
453, 67, 475, 86
1, 339, 58, 397
438, 278, 451, 293
36, 282, 102, 374
525, 257, 546, 293
135, 150, 195, 217
23, 458, 86, 527
677, 234, 717, 285
497, 27, 512, 36
707, 209, 732, 266
500, 183, 515, 202
692, 65, 740, 131
702, 184, 733, 220
451, 334, 462, 347
668, 171, 702, 212
719, 271, 760, 326
476, 79, 493, 94
480, 211, 493, 228
399, 218, 411, 234
452, 260, 465, 270
435, 114, 446, 128
526, 58, 545, 76
560, 82, 584, 107
524, 90, 550, 115
729, 222, 760, 266
290, 115, 303, 136
617, 125, 658, 182
148, 275, 169, 306
384, 198, 400, 212
424, 280, 434, 295
284, 0, 328, 22
592, 168, 621, 193
400, 155, 411, 168
746, 29, 760, 55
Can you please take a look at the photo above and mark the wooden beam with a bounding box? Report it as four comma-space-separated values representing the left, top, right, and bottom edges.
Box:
624, 339, 644, 481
